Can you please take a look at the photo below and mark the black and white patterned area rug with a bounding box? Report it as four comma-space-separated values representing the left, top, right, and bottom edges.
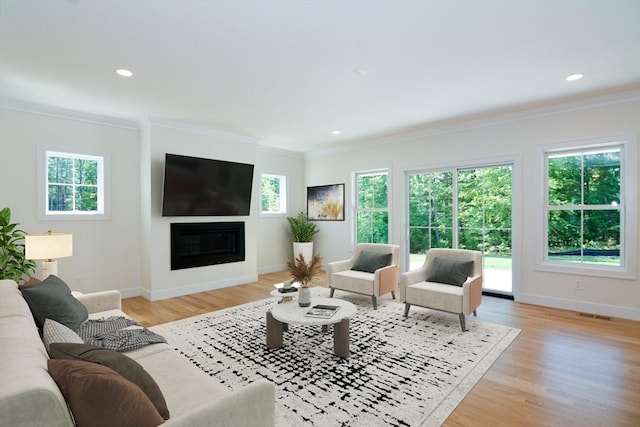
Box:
151, 288, 520, 427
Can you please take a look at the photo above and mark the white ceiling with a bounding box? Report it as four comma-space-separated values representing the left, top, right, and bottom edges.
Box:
1, 0, 639, 153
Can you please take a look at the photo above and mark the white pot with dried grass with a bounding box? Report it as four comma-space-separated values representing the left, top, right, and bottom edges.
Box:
287, 253, 322, 307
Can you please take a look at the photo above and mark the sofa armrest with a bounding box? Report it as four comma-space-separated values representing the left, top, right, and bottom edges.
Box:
399, 268, 427, 302
74, 290, 122, 314
376, 265, 399, 296
462, 275, 483, 315
326, 259, 354, 285
164, 379, 275, 427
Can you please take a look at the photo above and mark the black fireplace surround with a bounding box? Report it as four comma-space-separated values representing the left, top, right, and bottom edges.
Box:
170, 222, 245, 270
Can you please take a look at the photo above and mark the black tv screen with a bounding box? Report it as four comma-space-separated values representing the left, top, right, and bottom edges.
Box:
161, 153, 254, 216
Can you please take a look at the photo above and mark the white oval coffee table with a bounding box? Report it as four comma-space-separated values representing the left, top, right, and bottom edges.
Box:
266, 297, 357, 359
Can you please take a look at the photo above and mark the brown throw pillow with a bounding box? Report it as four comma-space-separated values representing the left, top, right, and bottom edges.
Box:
49, 343, 170, 420
18, 276, 42, 290
48, 359, 165, 427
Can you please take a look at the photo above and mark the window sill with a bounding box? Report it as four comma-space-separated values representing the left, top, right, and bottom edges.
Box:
536, 262, 636, 281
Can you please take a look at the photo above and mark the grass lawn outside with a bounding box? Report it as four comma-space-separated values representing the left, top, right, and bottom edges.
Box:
409, 253, 513, 271
409, 253, 618, 270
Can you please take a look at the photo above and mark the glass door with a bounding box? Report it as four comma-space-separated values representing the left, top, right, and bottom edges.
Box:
406, 164, 513, 295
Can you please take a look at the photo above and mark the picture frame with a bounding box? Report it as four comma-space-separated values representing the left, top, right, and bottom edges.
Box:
307, 183, 345, 221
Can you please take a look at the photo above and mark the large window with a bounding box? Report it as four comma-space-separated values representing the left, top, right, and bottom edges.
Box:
539, 135, 636, 278
546, 146, 622, 266
355, 170, 389, 243
38, 146, 109, 219
261, 173, 287, 215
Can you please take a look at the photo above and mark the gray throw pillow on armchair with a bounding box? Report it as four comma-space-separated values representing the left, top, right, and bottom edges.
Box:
426, 257, 474, 286
351, 251, 393, 273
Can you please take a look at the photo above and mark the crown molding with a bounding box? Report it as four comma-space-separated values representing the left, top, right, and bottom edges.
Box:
307, 88, 640, 158
0, 97, 139, 130
255, 144, 304, 159
146, 117, 258, 146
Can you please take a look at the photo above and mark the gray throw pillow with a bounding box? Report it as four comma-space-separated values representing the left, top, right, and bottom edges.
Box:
20, 275, 88, 331
426, 257, 474, 287
351, 251, 393, 273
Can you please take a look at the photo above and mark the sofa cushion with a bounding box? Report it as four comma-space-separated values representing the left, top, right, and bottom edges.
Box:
48, 359, 165, 427
136, 347, 230, 419
0, 315, 75, 427
20, 275, 88, 331
331, 270, 378, 295
351, 251, 392, 273
0, 280, 33, 319
426, 257, 474, 287
43, 318, 84, 352
49, 343, 170, 420
406, 281, 464, 313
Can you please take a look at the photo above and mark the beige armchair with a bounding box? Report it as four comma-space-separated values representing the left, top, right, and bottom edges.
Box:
400, 248, 483, 331
327, 243, 400, 310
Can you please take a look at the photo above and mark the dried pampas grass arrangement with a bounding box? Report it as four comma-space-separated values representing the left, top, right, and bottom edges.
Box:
286, 253, 322, 287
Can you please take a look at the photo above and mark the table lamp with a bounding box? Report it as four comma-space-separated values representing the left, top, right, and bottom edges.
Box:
25, 231, 73, 280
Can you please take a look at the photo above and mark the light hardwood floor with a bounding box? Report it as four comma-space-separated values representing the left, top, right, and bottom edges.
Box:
122, 271, 640, 427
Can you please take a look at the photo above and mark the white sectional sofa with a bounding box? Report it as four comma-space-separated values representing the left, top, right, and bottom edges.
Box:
0, 279, 275, 427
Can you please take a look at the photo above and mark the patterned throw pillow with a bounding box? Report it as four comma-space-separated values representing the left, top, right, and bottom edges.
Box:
43, 318, 84, 352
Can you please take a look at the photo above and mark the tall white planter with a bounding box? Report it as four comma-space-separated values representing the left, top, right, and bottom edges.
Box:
293, 242, 314, 264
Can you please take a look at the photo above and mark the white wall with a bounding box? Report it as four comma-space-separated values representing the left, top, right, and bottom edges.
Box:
256, 146, 306, 274
140, 120, 260, 300
305, 94, 640, 320
0, 107, 304, 299
0, 107, 142, 294
2, 94, 637, 319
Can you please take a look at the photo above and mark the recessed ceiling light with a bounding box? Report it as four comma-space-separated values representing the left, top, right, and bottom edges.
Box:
353, 68, 368, 76
332, 130, 342, 135
566, 73, 583, 81
115, 68, 133, 77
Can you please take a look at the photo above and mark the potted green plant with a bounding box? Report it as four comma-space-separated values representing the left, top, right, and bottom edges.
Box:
286, 211, 319, 263
0, 207, 35, 282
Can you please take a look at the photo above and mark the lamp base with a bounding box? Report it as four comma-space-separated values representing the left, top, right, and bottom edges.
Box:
40, 260, 58, 280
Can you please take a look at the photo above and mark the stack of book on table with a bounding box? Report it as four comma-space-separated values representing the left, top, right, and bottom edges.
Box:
305, 304, 340, 319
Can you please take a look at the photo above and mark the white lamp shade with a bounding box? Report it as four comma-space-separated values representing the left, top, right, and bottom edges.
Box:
25, 232, 73, 260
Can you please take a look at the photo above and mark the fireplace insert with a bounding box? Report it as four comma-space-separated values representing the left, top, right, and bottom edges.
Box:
170, 222, 245, 270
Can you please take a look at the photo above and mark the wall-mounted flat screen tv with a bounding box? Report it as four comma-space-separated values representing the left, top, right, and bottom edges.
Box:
161, 153, 254, 216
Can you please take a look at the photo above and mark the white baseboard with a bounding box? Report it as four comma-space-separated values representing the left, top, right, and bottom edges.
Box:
138, 274, 259, 302
518, 293, 640, 321
119, 287, 141, 299
257, 264, 287, 275
257, 263, 329, 275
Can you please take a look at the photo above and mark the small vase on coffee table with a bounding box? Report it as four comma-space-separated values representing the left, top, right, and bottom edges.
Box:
298, 286, 311, 307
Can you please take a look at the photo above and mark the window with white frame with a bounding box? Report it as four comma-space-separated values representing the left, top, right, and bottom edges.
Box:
261, 173, 287, 215
38, 146, 109, 219
355, 170, 389, 243
541, 136, 637, 278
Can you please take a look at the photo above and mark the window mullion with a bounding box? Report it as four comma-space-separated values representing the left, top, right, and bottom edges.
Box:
452, 168, 459, 248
